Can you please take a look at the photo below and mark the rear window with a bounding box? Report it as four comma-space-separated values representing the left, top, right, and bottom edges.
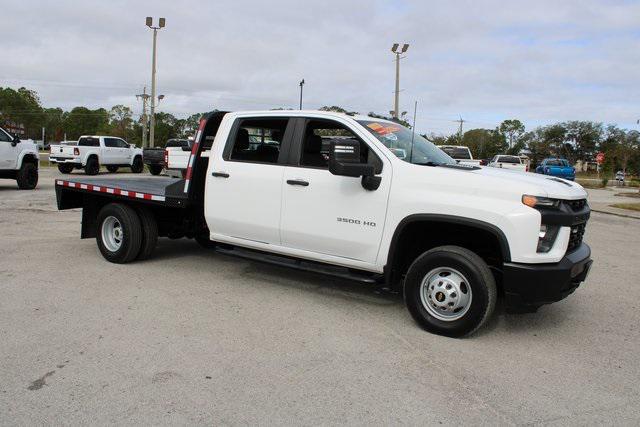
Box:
165, 139, 189, 148
78, 137, 100, 147
546, 159, 568, 166
498, 156, 521, 164
439, 146, 471, 160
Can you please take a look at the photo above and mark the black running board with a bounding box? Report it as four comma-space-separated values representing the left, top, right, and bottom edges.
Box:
213, 245, 383, 284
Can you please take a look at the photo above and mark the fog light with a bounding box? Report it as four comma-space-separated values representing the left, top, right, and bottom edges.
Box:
537, 224, 559, 253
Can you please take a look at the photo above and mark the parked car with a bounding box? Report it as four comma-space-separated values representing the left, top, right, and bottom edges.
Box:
436, 145, 482, 166
535, 158, 575, 181
488, 155, 528, 172
49, 136, 143, 175
55, 110, 592, 338
143, 138, 190, 175
0, 126, 39, 189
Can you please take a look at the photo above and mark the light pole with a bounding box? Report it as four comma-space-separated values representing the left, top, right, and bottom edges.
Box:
391, 43, 409, 119
135, 86, 150, 147
299, 79, 305, 110
146, 16, 165, 148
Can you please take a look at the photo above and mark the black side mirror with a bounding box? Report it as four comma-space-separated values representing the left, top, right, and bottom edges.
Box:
328, 140, 381, 191
11, 134, 20, 146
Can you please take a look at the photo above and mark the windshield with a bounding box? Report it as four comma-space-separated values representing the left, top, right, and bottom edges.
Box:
357, 120, 455, 165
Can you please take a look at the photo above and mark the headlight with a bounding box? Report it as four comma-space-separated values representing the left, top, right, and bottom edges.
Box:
537, 224, 560, 253
522, 195, 560, 209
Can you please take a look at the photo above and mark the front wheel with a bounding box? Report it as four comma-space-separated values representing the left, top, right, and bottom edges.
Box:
131, 156, 143, 173
404, 246, 496, 338
96, 203, 143, 263
16, 162, 38, 189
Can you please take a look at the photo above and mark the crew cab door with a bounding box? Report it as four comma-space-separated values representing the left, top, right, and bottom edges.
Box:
280, 118, 391, 265
113, 138, 132, 164
0, 128, 17, 169
205, 116, 294, 245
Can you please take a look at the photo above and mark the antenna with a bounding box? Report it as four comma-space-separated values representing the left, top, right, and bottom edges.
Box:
409, 101, 417, 163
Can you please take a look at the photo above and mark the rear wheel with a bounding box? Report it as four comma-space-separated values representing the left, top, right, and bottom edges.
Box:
16, 162, 38, 189
131, 156, 143, 173
57, 164, 74, 174
85, 156, 100, 175
404, 245, 496, 338
106, 165, 119, 173
149, 164, 163, 175
96, 203, 142, 263
136, 206, 158, 260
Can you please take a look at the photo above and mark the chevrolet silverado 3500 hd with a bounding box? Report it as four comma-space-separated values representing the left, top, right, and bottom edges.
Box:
55, 111, 592, 337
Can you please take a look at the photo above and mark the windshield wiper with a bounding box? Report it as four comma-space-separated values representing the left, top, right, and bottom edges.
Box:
413, 161, 443, 167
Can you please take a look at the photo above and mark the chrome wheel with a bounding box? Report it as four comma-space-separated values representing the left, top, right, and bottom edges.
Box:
101, 216, 123, 252
420, 267, 472, 321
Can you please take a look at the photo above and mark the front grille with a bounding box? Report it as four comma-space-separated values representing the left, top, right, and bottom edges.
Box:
566, 199, 587, 211
568, 222, 586, 252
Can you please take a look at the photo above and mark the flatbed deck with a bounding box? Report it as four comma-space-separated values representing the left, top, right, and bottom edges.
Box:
55, 176, 189, 208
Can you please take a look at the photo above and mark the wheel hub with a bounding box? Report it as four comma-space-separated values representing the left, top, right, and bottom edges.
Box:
420, 267, 473, 322
101, 216, 123, 252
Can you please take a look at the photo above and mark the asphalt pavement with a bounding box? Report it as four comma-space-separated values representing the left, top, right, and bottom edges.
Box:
1, 168, 639, 425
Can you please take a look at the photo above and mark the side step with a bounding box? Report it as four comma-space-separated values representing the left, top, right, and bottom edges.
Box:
213, 245, 383, 284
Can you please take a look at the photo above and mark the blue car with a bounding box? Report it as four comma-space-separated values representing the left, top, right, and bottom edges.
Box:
535, 158, 576, 181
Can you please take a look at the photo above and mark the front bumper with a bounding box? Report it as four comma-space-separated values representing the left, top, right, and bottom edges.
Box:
502, 243, 592, 313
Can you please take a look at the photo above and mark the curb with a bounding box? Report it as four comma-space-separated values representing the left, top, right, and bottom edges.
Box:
591, 209, 640, 220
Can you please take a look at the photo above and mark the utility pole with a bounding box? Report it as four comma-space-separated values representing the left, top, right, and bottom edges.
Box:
391, 43, 409, 119
299, 79, 305, 110
136, 86, 150, 147
454, 115, 466, 143
146, 17, 165, 148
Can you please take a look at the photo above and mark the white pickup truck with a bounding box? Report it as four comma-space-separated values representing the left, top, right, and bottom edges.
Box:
0, 126, 39, 189
488, 154, 528, 172
49, 136, 143, 175
55, 110, 592, 337
436, 145, 482, 167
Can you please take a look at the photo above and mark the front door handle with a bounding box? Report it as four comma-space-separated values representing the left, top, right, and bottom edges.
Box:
286, 179, 309, 187
212, 171, 230, 178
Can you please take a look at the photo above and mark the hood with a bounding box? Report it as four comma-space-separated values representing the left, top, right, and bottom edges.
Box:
470, 166, 586, 200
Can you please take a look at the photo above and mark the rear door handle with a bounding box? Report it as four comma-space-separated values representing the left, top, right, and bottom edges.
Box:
287, 179, 309, 187
212, 172, 230, 178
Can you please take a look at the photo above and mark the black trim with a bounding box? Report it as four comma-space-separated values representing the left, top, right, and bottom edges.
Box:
502, 243, 592, 313
286, 179, 309, 186
385, 214, 512, 285
535, 199, 590, 226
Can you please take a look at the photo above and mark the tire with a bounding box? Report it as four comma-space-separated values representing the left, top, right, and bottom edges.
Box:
149, 164, 163, 176
131, 156, 143, 173
96, 203, 143, 263
195, 234, 216, 249
106, 165, 119, 173
403, 245, 496, 338
135, 206, 158, 260
85, 156, 100, 175
57, 164, 74, 174
16, 162, 38, 190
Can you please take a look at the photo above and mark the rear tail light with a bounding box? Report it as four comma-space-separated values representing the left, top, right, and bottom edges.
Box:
74, 147, 80, 156
164, 149, 168, 165
526, 165, 529, 172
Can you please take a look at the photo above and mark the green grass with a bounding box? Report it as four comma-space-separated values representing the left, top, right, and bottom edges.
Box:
610, 203, 640, 212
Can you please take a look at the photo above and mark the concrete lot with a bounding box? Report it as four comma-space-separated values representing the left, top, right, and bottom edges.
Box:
1, 168, 639, 425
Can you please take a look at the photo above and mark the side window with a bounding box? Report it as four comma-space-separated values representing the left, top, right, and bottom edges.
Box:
78, 137, 100, 147
104, 138, 117, 148
299, 119, 382, 173
227, 118, 288, 164
116, 139, 129, 148
0, 129, 12, 142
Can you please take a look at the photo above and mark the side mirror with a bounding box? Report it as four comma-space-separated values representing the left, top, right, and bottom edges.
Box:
328, 140, 381, 191
11, 134, 20, 147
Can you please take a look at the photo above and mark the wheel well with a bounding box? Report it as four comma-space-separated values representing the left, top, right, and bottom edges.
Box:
386, 217, 509, 289
21, 154, 38, 165
86, 154, 99, 163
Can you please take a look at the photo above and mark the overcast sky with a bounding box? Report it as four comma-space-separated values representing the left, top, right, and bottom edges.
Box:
2, 0, 639, 135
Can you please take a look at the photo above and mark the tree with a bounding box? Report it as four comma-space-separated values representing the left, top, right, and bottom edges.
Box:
152, 112, 179, 144
319, 105, 358, 115
462, 128, 506, 159
63, 107, 109, 139
367, 111, 411, 128
109, 105, 133, 138
0, 86, 45, 138
564, 121, 602, 163
498, 119, 525, 150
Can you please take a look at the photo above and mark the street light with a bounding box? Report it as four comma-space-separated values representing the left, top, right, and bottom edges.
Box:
146, 16, 166, 148
299, 79, 305, 110
391, 43, 409, 119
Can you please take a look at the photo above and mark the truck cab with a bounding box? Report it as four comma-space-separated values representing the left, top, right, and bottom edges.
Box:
55, 111, 592, 337
0, 126, 39, 189
50, 136, 143, 175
